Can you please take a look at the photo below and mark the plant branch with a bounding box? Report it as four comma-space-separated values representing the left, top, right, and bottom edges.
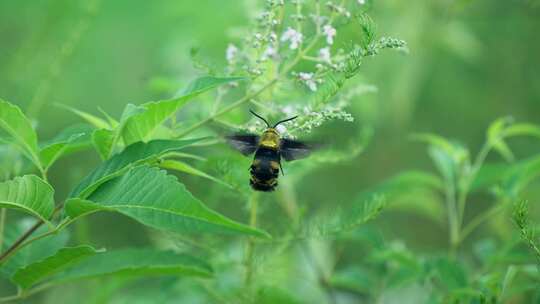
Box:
244, 192, 259, 287
459, 203, 506, 243
0, 203, 64, 264
0, 209, 6, 252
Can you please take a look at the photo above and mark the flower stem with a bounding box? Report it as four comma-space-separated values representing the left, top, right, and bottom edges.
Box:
0, 209, 6, 252
244, 192, 259, 287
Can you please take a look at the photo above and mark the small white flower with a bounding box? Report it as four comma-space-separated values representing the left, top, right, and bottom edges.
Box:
281, 27, 303, 50
269, 31, 278, 42
276, 124, 287, 134
261, 46, 277, 60
298, 72, 317, 91
358, 0, 366, 4
226, 44, 238, 63
323, 25, 336, 45
319, 47, 331, 63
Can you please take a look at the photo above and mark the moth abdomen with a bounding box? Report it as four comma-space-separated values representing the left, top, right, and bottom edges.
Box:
249, 148, 280, 191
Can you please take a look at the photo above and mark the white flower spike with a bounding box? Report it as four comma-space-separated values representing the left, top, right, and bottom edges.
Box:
281, 27, 303, 50
319, 47, 331, 63
298, 72, 317, 91
323, 25, 336, 45
226, 44, 238, 63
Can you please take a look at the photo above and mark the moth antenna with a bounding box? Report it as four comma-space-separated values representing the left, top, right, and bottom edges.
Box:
273, 115, 298, 128
249, 109, 271, 128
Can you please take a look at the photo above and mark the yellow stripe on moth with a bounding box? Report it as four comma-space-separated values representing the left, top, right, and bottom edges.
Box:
259, 128, 281, 150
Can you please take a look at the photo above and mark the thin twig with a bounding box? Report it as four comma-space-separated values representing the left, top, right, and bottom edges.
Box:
0, 203, 64, 264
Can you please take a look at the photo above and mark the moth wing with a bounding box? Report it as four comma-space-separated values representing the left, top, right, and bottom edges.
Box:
280, 138, 313, 161
226, 134, 260, 156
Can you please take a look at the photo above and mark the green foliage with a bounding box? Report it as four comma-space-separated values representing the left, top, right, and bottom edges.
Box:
66, 166, 269, 237
0, 175, 54, 224
12, 245, 99, 289
39, 124, 93, 169
0, 0, 539, 303
70, 139, 203, 199
0, 99, 42, 171
159, 159, 233, 189
121, 76, 245, 146
50, 249, 213, 282
512, 201, 540, 265
1, 223, 69, 278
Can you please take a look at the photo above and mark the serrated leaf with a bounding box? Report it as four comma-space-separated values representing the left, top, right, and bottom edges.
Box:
306, 195, 386, 238
39, 124, 94, 169
56, 104, 111, 129
160, 159, 233, 189
122, 76, 246, 145
51, 249, 213, 283
65, 166, 269, 237
70, 139, 204, 199
0, 99, 42, 170
0, 175, 55, 224
92, 128, 115, 160
12, 245, 100, 289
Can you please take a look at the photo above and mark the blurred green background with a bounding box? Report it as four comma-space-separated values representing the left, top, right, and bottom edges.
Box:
1, 0, 539, 302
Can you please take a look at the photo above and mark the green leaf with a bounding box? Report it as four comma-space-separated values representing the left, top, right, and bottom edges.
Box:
488, 117, 515, 162
504, 123, 540, 138
92, 128, 115, 160
51, 249, 213, 283
413, 133, 471, 184
433, 257, 468, 291
121, 76, 246, 145
66, 166, 269, 237
487, 118, 540, 162
330, 267, 374, 294
472, 155, 540, 197
1, 222, 69, 278
11, 245, 100, 289
0, 175, 55, 224
256, 286, 302, 304
160, 159, 233, 189
0, 99, 42, 170
57, 104, 111, 129
39, 124, 94, 169
70, 138, 204, 199
97, 107, 119, 128
307, 195, 386, 237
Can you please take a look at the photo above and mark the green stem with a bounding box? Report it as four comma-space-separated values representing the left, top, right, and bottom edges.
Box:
452, 141, 492, 252
176, 78, 278, 138
0, 209, 6, 252
459, 203, 506, 243
177, 25, 324, 139
457, 142, 491, 229
0, 282, 54, 303
244, 193, 259, 287
446, 177, 459, 255
0, 204, 67, 264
